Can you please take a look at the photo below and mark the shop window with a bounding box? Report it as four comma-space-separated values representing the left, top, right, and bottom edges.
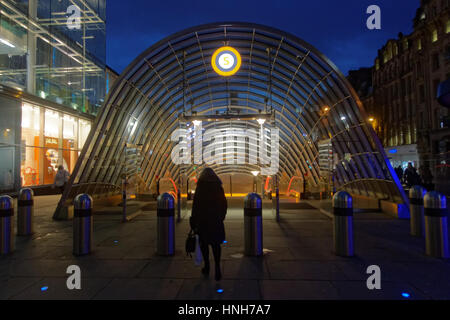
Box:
44, 110, 60, 138
79, 119, 91, 150
0, 96, 20, 192
63, 115, 76, 140
43, 110, 61, 184
63, 115, 78, 173
21, 104, 41, 187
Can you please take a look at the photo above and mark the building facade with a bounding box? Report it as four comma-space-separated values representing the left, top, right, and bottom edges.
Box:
355, 0, 450, 194
0, 0, 113, 193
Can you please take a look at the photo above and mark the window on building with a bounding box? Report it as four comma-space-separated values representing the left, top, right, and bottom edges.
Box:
417, 38, 422, 51
432, 53, 440, 70
419, 85, 425, 103
435, 109, 441, 129
375, 59, 380, 71
44, 110, 60, 138
434, 79, 441, 97
407, 77, 412, 96
21, 104, 41, 187
417, 62, 423, 78
403, 38, 409, 50
447, 19, 450, 33
63, 115, 78, 173
79, 120, 91, 151
21, 104, 91, 187
432, 29, 438, 43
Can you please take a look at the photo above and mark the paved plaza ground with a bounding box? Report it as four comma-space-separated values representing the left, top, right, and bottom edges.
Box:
1, 195, 450, 300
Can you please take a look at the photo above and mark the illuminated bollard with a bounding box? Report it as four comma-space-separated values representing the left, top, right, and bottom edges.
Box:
157, 193, 175, 256
424, 191, 448, 259
409, 185, 426, 237
17, 188, 34, 236
333, 191, 354, 257
0, 196, 14, 255
73, 194, 93, 256
244, 193, 263, 256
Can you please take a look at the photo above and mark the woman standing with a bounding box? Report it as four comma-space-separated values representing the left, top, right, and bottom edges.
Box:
190, 168, 227, 281
53, 165, 70, 193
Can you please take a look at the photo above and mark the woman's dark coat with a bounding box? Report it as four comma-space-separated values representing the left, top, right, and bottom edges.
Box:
190, 169, 227, 245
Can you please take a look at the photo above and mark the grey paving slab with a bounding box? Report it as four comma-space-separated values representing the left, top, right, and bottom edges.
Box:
176, 279, 261, 300
266, 260, 349, 281
259, 280, 340, 300
0, 277, 42, 300
222, 258, 270, 280
94, 278, 183, 300
10, 277, 111, 300
1, 195, 450, 300
137, 258, 207, 279
331, 281, 430, 300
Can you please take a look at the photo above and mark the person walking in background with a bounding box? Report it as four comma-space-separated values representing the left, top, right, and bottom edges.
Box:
404, 162, 421, 188
419, 166, 434, 191
190, 168, 227, 281
395, 166, 403, 183
53, 165, 70, 193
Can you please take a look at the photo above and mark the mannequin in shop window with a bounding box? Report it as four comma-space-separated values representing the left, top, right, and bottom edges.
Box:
53, 165, 70, 193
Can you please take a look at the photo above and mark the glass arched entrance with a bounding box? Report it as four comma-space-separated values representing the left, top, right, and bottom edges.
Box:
54, 22, 408, 218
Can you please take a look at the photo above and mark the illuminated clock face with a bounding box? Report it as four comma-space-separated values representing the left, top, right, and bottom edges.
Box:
212, 46, 242, 76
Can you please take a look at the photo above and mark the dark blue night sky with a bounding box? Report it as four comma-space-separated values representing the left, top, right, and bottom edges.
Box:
106, 0, 419, 76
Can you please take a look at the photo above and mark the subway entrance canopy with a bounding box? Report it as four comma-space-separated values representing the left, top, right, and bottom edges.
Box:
55, 22, 408, 216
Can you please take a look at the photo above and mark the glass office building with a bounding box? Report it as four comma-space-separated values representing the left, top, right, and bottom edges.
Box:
0, 0, 108, 192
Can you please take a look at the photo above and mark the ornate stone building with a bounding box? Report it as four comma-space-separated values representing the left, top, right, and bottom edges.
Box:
355, 0, 450, 194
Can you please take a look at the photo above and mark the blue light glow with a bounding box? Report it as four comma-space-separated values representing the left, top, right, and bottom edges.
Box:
41, 286, 49, 292
223, 241, 228, 244
389, 149, 398, 154
402, 293, 410, 298
217, 289, 224, 293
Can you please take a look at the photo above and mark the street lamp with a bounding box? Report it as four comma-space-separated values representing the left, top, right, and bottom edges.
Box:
251, 171, 260, 193
257, 119, 266, 126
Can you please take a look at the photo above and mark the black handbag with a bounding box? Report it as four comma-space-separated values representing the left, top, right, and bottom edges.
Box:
185, 229, 196, 257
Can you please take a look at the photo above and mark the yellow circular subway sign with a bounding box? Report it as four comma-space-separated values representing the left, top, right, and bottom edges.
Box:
212, 46, 242, 77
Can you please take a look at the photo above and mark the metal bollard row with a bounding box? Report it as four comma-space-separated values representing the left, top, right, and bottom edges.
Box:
409, 186, 426, 237
18, 188, 34, 236
244, 193, 263, 256
424, 191, 448, 259
0, 195, 14, 255
332, 191, 354, 257
157, 193, 175, 256
73, 194, 93, 256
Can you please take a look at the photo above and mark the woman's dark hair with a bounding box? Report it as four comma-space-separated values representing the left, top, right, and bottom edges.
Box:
197, 167, 222, 184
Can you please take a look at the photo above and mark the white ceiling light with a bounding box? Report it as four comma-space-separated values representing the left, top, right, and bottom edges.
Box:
257, 119, 266, 125
0, 38, 15, 48
251, 171, 260, 177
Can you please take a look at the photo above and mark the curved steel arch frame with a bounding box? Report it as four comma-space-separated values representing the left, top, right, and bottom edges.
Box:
55, 22, 408, 215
